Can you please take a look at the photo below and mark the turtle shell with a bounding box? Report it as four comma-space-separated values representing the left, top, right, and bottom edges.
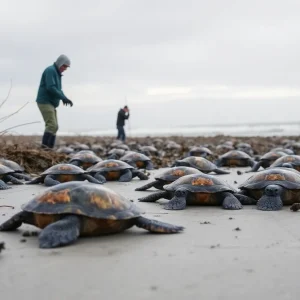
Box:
0, 159, 24, 172
270, 148, 294, 155
220, 150, 252, 159
164, 173, 236, 193
22, 181, 142, 220
41, 164, 86, 176
69, 151, 102, 165
120, 152, 151, 163
189, 146, 212, 156
87, 160, 134, 172
156, 167, 202, 182
107, 148, 127, 156
175, 157, 218, 172
239, 168, 300, 190
259, 151, 287, 161
0, 164, 15, 176
269, 155, 300, 170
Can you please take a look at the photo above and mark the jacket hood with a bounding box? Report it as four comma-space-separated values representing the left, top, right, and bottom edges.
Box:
55, 54, 71, 68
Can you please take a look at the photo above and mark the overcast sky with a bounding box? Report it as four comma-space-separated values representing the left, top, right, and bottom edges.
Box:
1, 0, 300, 134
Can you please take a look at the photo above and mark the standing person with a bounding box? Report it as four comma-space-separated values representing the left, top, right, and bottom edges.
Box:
116, 105, 130, 142
36, 54, 73, 150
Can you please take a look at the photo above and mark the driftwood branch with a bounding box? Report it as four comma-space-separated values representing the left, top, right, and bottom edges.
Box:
0, 101, 30, 123
0, 121, 41, 136
0, 79, 12, 109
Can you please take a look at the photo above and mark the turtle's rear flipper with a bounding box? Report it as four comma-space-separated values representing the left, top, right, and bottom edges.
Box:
134, 216, 184, 233
234, 193, 256, 205
138, 191, 170, 202
119, 169, 133, 182
134, 170, 149, 181
5, 175, 24, 185
0, 211, 32, 231
214, 168, 230, 175
0, 179, 11, 190
222, 192, 242, 210
135, 180, 158, 191
39, 215, 80, 249
246, 161, 262, 173
44, 175, 61, 186
164, 188, 187, 210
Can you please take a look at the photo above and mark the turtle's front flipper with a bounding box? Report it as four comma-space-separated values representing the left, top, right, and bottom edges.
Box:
133, 170, 149, 180
93, 172, 106, 183
135, 180, 158, 191
0, 179, 11, 190
39, 215, 81, 249
164, 188, 187, 210
221, 192, 242, 210
249, 159, 256, 167
246, 161, 262, 173
234, 193, 256, 205
138, 191, 170, 202
4, 175, 24, 185
214, 168, 230, 175
25, 176, 43, 185
44, 175, 60, 186
13, 173, 32, 181
214, 159, 223, 167
134, 216, 184, 233
146, 161, 154, 170
119, 169, 133, 182
83, 174, 104, 184
0, 211, 33, 231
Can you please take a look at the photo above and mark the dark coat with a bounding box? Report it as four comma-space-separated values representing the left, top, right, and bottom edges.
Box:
116, 109, 130, 126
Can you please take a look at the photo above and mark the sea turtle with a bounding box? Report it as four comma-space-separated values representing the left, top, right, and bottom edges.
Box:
214, 150, 255, 167
188, 146, 213, 158
237, 168, 300, 210
56, 146, 75, 155
107, 148, 127, 160
0, 158, 31, 181
87, 160, 149, 182
0, 164, 25, 189
0, 182, 184, 248
268, 155, 300, 172
139, 146, 160, 157
236, 143, 254, 156
247, 151, 287, 172
138, 173, 242, 210
69, 150, 102, 169
26, 163, 104, 186
270, 148, 294, 155
135, 166, 202, 191
173, 156, 230, 175
120, 152, 154, 170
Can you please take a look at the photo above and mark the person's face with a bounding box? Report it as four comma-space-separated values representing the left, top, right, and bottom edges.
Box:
124, 107, 129, 112
59, 64, 69, 73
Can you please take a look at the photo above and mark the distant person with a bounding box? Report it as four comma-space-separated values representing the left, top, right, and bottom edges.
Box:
116, 105, 130, 142
36, 54, 73, 149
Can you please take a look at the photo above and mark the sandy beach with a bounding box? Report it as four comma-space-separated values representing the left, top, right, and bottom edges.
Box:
1, 134, 300, 299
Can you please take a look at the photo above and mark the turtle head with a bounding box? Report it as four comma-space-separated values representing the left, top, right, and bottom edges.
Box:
257, 184, 284, 211
282, 163, 293, 169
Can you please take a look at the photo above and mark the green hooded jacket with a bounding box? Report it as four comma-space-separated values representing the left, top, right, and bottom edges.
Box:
36, 58, 69, 108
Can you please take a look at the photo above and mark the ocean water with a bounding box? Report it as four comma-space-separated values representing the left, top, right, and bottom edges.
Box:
57, 122, 300, 137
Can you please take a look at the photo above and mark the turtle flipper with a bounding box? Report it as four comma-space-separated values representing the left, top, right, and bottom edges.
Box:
4, 175, 24, 185
290, 203, 300, 211
133, 170, 149, 180
214, 168, 230, 175
44, 175, 61, 186
25, 176, 43, 185
82, 174, 104, 184
234, 193, 257, 205
69, 160, 80, 166
135, 180, 158, 191
221, 192, 242, 210
134, 216, 184, 233
0, 179, 11, 190
13, 173, 32, 181
138, 191, 170, 202
164, 188, 187, 210
246, 161, 262, 173
119, 169, 133, 182
214, 159, 223, 167
249, 159, 256, 167
146, 161, 154, 170
0, 211, 33, 231
39, 215, 81, 249
94, 172, 107, 183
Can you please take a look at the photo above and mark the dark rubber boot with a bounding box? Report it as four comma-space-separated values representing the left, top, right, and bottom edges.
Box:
48, 134, 56, 149
41, 132, 52, 149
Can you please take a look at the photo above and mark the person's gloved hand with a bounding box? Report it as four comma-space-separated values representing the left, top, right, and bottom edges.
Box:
62, 99, 73, 107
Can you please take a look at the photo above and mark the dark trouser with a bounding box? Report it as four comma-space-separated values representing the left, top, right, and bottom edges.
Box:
37, 103, 59, 149
117, 125, 126, 142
